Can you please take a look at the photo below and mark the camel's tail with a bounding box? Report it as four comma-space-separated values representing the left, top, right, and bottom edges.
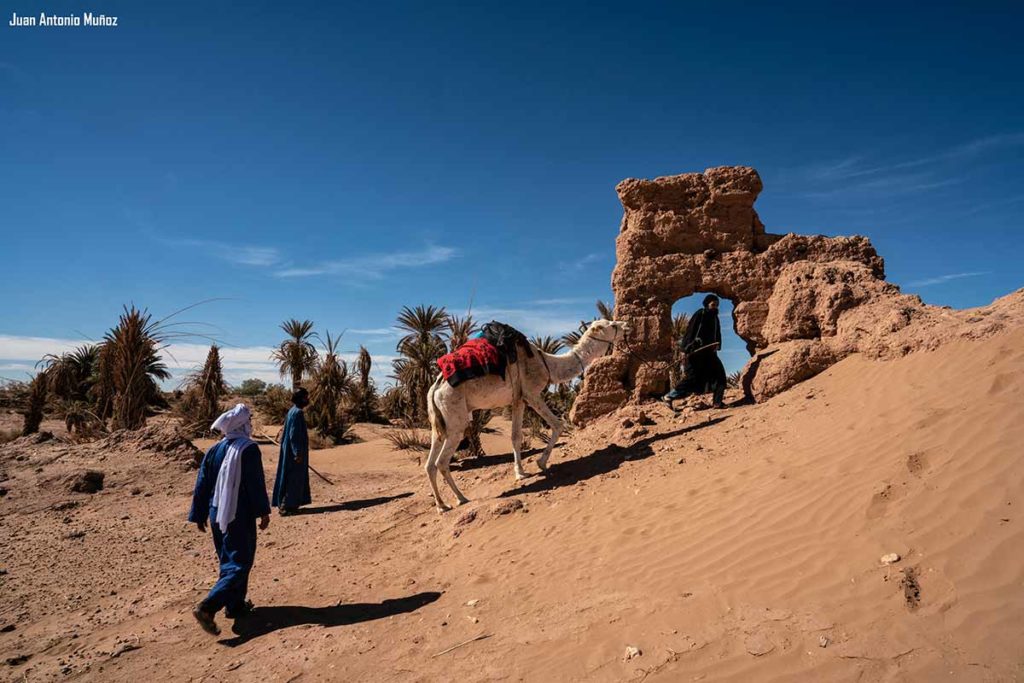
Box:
427, 374, 446, 439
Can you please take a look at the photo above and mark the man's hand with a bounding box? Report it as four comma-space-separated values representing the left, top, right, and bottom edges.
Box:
259, 514, 270, 531
196, 520, 207, 533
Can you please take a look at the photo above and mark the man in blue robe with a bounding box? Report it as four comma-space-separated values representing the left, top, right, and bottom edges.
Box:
188, 404, 271, 636
272, 388, 312, 515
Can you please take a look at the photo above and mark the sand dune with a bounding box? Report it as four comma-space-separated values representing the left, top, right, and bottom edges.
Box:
1, 327, 1023, 681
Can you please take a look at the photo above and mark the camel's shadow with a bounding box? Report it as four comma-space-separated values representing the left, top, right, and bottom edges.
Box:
499, 415, 730, 497
290, 492, 413, 515
219, 591, 442, 646
452, 444, 562, 472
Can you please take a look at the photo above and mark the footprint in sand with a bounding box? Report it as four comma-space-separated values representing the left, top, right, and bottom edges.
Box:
866, 483, 907, 519
988, 372, 1019, 397
905, 451, 928, 477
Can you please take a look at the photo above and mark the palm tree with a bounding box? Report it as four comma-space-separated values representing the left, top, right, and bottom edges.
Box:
21, 372, 48, 435
397, 305, 449, 353
178, 345, 228, 435
380, 384, 409, 423
104, 306, 172, 431
727, 369, 742, 389
271, 319, 319, 391
445, 313, 478, 351
41, 345, 99, 402
347, 345, 380, 423
596, 299, 614, 320
308, 331, 354, 443
395, 305, 448, 424
89, 342, 116, 423
39, 345, 102, 434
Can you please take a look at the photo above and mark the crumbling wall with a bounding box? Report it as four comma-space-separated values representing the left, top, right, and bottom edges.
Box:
570, 166, 1008, 425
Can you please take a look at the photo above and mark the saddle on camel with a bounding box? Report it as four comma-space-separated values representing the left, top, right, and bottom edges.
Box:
436, 321, 533, 387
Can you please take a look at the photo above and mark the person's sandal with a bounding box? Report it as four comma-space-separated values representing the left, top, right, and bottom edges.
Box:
192, 605, 220, 635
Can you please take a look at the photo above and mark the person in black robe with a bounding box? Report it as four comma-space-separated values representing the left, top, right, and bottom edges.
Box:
663, 294, 727, 410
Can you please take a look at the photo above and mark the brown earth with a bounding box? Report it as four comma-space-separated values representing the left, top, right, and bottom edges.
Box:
2, 325, 1024, 681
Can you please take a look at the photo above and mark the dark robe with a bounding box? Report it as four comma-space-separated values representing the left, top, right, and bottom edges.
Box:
272, 406, 311, 510
667, 306, 726, 404
188, 438, 271, 615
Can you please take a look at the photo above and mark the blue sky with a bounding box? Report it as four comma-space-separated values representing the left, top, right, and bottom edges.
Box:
1, 1, 1022, 386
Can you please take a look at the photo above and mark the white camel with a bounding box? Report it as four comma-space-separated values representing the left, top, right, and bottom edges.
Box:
424, 319, 628, 513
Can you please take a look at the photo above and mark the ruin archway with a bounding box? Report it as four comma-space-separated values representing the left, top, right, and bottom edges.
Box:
570, 166, 889, 425
668, 293, 750, 385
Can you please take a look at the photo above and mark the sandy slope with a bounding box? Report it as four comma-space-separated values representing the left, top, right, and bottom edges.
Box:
2, 327, 1023, 682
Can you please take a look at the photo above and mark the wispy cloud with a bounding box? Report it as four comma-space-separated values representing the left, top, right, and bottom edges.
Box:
960, 193, 1024, 217
786, 132, 1024, 200
801, 156, 866, 182
800, 174, 963, 199
528, 297, 594, 306
889, 133, 1024, 172
275, 245, 458, 279
349, 328, 400, 336
557, 252, 604, 272
157, 236, 282, 267
906, 271, 990, 288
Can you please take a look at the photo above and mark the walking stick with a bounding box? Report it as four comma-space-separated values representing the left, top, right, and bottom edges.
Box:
307, 464, 335, 486
685, 341, 720, 357
256, 430, 337, 486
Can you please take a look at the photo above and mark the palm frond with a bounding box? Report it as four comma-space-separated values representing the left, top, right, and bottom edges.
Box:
530, 335, 564, 354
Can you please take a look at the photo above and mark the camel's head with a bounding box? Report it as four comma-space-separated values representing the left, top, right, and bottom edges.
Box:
587, 318, 629, 346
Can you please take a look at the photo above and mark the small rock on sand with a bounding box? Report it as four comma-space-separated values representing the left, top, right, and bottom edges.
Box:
744, 634, 775, 656
66, 470, 104, 494
492, 499, 524, 515
454, 510, 477, 527
880, 553, 901, 565
623, 645, 642, 660
818, 635, 830, 648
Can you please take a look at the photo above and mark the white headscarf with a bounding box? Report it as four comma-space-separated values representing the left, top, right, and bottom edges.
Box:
210, 404, 256, 533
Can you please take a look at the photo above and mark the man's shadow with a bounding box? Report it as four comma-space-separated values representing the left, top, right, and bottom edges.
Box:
291, 492, 413, 515
220, 591, 442, 646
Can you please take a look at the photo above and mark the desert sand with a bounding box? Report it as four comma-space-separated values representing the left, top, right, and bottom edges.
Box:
2, 325, 1024, 682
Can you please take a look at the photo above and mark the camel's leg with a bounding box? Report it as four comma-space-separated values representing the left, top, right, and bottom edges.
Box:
425, 381, 449, 513
437, 415, 470, 505
510, 400, 528, 480
424, 428, 448, 513
524, 394, 564, 472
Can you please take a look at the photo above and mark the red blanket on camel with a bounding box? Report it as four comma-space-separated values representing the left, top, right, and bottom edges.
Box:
436, 337, 505, 387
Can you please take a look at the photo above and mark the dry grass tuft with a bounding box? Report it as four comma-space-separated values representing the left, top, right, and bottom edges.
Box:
384, 428, 431, 451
